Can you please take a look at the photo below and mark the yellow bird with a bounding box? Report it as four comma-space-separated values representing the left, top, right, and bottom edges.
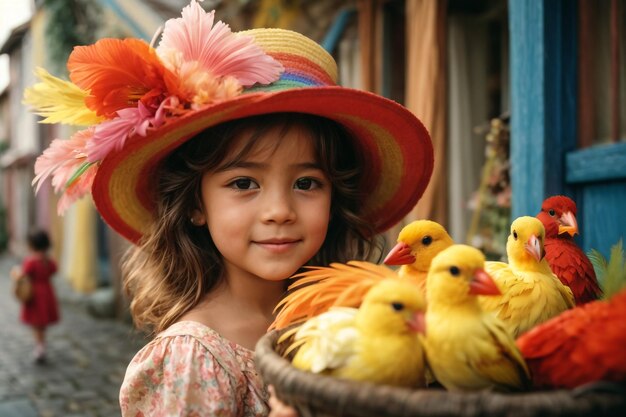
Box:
283, 279, 427, 388
423, 244, 531, 391
384, 220, 454, 291
479, 216, 575, 338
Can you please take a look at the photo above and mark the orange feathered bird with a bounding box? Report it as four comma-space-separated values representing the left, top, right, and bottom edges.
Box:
536, 195, 602, 304
516, 241, 626, 389
270, 261, 402, 330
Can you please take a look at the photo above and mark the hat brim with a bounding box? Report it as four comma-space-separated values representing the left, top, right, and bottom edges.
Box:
92, 87, 433, 243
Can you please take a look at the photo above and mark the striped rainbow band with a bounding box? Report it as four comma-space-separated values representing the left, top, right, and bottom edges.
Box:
243, 28, 338, 90
91, 28, 434, 243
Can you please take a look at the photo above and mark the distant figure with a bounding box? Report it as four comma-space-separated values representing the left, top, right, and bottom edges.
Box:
11, 229, 60, 363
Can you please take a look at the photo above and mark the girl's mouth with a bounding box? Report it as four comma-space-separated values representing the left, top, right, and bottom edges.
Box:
254, 239, 301, 254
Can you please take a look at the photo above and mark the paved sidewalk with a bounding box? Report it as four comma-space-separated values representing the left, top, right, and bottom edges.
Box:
0, 254, 148, 417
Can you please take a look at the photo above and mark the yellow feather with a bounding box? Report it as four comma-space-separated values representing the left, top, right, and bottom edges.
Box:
23, 67, 104, 126
290, 307, 358, 373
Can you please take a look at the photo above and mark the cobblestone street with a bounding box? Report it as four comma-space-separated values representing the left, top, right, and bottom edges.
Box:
0, 254, 148, 417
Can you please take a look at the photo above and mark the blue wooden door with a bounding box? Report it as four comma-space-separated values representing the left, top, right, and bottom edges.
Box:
508, 0, 626, 256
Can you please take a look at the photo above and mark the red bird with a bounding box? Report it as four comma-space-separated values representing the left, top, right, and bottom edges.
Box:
536, 195, 602, 304
517, 288, 626, 389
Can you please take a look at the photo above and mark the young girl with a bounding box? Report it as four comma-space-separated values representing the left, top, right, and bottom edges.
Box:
121, 113, 373, 415
11, 229, 59, 363
25, 1, 433, 415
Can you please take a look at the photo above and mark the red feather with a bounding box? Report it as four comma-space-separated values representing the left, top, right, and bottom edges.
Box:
516, 289, 626, 389
537, 195, 602, 304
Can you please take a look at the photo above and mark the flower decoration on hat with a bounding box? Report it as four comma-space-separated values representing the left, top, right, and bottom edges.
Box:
24, 0, 284, 214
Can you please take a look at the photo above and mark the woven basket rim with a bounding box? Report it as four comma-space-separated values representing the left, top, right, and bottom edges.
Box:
255, 329, 626, 417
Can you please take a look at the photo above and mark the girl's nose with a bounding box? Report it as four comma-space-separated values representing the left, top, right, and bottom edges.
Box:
261, 191, 297, 224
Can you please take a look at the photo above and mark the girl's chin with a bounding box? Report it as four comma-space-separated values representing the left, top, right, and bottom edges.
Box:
257, 271, 299, 282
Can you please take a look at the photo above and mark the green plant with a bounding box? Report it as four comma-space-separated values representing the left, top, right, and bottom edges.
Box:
588, 239, 626, 299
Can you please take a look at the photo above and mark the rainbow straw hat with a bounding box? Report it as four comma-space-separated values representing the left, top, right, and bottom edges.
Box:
26, 1, 433, 243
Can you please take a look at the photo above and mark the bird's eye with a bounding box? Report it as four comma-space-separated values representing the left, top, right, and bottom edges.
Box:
548, 209, 555, 216
449, 266, 460, 276
422, 235, 433, 245
513, 230, 518, 240
391, 302, 405, 311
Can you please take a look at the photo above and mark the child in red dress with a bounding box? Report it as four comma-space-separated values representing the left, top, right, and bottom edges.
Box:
11, 229, 60, 363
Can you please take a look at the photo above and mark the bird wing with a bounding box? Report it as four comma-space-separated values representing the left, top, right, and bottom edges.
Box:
287, 307, 359, 373
516, 302, 582, 389
556, 278, 576, 308
270, 261, 398, 330
517, 289, 626, 389
545, 238, 602, 304
481, 261, 575, 337
466, 315, 531, 391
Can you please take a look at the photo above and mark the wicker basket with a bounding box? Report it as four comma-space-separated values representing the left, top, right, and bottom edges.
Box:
255, 330, 626, 417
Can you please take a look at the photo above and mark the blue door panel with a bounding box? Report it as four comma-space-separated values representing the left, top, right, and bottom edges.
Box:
566, 143, 626, 184
508, 0, 577, 220
566, 143, 626, 253
580, 183, 626, 255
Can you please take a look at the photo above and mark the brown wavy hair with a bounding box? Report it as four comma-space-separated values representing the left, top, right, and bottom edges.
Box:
122, 113, 380, 334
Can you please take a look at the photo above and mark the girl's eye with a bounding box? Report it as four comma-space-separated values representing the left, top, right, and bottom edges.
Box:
294, 177, 320, 190
548, 209, 556, 216
229, 178, 258, 190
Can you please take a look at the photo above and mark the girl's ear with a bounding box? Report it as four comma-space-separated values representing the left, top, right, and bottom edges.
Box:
190, 209, 207, 226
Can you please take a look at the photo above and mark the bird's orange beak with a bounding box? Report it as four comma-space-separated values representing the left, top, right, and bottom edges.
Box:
384, 242, 416, 265
558, 211, 578, 237
406, 310, 426, 334
524, 234, 544, 262
468, 268, 500, 296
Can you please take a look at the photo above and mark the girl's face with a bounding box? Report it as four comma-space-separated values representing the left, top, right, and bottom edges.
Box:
195, 123, 332, 282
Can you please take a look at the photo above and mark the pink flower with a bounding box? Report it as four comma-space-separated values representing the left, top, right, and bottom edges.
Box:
33, 127, 126, 214
157, 0, 283, 105
87, 102, 155, 162
86, 97, 177, 162
33, 128, 93, 194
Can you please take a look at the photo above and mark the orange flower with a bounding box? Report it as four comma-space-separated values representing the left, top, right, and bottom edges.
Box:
68, 38, 181, 118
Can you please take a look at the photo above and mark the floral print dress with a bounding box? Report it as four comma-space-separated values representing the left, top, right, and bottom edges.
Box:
120, 321, 269, 417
